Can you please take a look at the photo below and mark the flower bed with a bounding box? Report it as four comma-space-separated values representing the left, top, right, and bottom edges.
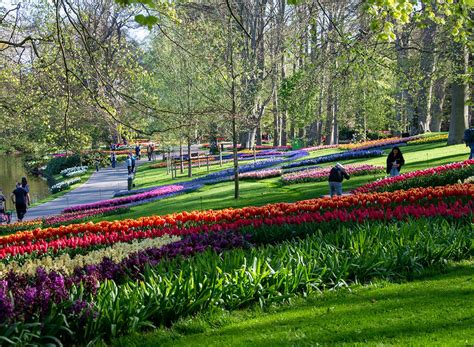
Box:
301, 144, 339, 151
0, 214, 471, 343
407, 134, 448, 145
339, 136, 419, 151
282, 150, 384, 169
1, 184, 471, 259
281, 164, 385, 184
50, 177, 81, 194
353, 160, 474, 193
63, 185, 186, 213
43, 206, 130, 227
239, 168, 282, 179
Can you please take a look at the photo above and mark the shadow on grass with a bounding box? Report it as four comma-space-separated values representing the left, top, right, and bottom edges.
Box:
111, 262, 474, 347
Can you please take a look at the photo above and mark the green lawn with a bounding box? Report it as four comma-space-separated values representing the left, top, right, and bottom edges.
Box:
99, 142, 470, 221
111, 260, 474, 346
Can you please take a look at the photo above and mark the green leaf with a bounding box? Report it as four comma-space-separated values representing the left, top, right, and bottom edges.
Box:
134, 14, 159, 29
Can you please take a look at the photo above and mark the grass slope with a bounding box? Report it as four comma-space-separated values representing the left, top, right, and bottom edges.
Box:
99, 142, 469, 221
112, 260, 474, 347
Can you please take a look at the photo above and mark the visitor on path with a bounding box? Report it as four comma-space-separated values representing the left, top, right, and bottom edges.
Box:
111, 152, 117, 168
20, 177, 31, 206
131, 154, 136, 173
126, 155, 132, 174
386, 146, 405, 177
135, 143, 141, 160
21, 177, 30, 193
11, 183, 28, 222
147, 144, 152, 161
464, 128, 474, 159
328, 163, 350, 197
94, 158, 100, 172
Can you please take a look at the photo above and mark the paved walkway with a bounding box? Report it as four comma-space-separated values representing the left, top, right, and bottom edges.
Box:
21, 145, 206, 222
23, 163, 130, 221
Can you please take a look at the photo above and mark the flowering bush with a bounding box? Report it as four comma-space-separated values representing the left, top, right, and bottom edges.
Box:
407, 134, 448, 145
281, 164, 385, 184
50, 178, 81, 194
282, 150, 384, 169
60, 166, 88, 178
353, 160, 474, 193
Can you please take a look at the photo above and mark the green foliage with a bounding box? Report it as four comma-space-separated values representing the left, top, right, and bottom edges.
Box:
81, 217, 472, 342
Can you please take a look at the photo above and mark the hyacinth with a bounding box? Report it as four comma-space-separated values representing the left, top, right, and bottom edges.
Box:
239, 168, 282, 179
282, 150, 384, 169
281, 164, 385, 184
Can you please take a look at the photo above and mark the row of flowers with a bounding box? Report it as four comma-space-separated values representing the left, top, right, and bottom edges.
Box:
282, 149, 384, 169
281, 164, 385, 184
0, 184, 471, 260
0, 234, 179, 277
3, 183, 471, 247
63, 185, 186, 213
407, 134, 448, 145
339, 136, 418, 151
354, 160, 474, 193
301, 144, 339, 151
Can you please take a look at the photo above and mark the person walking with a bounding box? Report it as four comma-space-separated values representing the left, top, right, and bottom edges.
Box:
131, 153, 136, 173
135, 143, 141, 160
386, 146, 405, 177
126, 154, 132, 174
94, 158, 100, 172
147, 144, 152, 161
328, 163, 350, 197
111, 152, 117, 168
20, 177, 31, 207
11, 183, 28, 222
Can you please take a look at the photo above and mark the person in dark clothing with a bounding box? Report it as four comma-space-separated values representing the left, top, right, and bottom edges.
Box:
11, 183, 28, 222
328, 163, 350, 197
111, 152, 117, 168
386, 146, 405, 177
130, 153, 136, 173
135, 143, 141, 160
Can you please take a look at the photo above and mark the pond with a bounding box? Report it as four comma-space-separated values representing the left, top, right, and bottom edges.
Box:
0, 154, 50, 204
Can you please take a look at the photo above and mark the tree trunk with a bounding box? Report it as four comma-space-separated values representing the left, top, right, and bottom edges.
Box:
187, 138, 192, 178
430, 78, 447, 132
448, 43, 469, 145
417, 12, 437, 133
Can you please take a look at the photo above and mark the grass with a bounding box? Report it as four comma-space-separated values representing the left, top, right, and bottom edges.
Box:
98, 142, 470, 221
110, 259, 474, 346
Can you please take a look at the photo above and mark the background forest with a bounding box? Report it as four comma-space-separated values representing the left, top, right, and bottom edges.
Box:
0, 0, 472, 155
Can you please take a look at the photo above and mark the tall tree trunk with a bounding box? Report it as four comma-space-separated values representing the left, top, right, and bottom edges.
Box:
187, 137, 192, 178
448, 43, 469, 145
417, 11, 437, 133
430, 78, 447, 132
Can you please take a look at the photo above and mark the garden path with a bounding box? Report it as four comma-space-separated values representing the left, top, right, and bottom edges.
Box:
23, 162, 130, 221
22, 145, 206, 222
